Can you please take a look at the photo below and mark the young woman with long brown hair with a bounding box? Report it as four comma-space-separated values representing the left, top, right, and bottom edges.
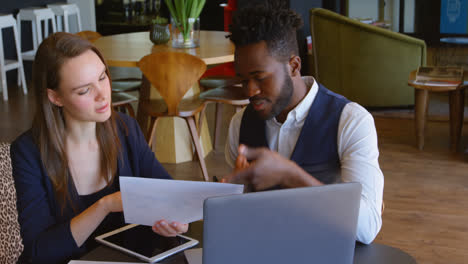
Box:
10, 32, 187, 264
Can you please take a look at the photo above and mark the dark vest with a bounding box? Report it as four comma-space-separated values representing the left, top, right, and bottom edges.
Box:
239, 83, 350, 184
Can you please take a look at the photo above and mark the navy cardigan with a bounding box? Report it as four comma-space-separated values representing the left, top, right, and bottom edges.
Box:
10, 113, 171, 264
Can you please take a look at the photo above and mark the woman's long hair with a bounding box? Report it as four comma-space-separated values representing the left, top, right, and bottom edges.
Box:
31, 32, 121, 213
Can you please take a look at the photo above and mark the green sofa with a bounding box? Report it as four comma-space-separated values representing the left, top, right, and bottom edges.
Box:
309, 8, 426, 107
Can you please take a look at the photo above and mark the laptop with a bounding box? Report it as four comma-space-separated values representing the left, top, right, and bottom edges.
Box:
202, 183, 362, 264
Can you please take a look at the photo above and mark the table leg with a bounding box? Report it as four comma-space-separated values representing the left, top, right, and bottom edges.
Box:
449, 88, 465, 152
415, 89, 429, 150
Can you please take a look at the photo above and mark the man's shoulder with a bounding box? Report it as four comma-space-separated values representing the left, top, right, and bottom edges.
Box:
341, 102, 372, 120
338, 102, 375, 137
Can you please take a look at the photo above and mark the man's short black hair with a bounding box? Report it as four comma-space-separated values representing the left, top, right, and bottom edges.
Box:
228, 1, 303, 63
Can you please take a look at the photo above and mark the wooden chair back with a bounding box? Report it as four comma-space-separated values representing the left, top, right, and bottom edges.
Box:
76, 30, 102, 42
137, 52, 206, 115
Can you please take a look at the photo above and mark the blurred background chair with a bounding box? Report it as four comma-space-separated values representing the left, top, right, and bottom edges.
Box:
0, 142, 24, 264
198, 0, 248, 150
199, 84, 248, 150
17, 7, 57, 61
76, 31, 139, 117
47, 3, 82, 33
138, 52, 209, 181
0, 14, 27, 101
309, 8, 426, 107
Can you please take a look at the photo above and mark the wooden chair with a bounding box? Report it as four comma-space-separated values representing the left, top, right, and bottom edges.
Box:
196, 0, 247, 149
199, 83, 249, 149
76, 31, 139, 117
138, 52, 209, 181
111, 92, 137, 117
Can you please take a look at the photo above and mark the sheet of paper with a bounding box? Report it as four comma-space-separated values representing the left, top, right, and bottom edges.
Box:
68, 261, 141, 264
184, 248, 203, 264
120, 177, 244, 226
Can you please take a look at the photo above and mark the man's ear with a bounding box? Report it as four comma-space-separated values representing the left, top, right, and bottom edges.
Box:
47, 89, 63, 107
288, 55, 302, 77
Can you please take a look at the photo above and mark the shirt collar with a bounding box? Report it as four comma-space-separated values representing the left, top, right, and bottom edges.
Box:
288, 76, 318, 123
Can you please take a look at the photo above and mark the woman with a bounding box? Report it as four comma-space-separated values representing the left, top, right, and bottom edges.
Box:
10, 32, 187, 264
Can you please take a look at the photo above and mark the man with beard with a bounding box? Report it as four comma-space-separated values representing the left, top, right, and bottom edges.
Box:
223, 2, 384, 244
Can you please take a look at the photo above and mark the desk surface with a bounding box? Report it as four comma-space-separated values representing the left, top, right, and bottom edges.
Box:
81, 222, 416, 264
93, 30, 234, 67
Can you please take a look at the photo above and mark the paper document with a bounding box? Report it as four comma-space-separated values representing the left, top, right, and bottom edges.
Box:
120, 177, 244, 225
68, 261, 141, 264
184, 248, 203, 264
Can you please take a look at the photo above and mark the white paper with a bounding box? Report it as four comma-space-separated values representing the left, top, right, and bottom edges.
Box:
68, 261, 141, 264
184, 248, 203, 264
120, 177, 244, 226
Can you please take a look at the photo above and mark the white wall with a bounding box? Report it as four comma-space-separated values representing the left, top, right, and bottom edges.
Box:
403, 0, 415, 33
67, 0, 96, 31
348, 0, 379, 21
391, 0, 400, 32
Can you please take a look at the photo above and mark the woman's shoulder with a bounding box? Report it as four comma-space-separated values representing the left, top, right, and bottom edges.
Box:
11, 129, 36, 154
10, 129, 42, 171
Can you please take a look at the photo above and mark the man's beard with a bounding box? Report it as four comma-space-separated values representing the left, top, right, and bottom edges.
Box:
258, 67, 294, 120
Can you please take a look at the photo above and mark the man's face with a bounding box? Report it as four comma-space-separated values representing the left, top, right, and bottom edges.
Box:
234, 41, 294, 120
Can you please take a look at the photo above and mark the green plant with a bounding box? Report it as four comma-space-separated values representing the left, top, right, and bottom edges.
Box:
152, 16, 168, 25
164, 0, 206, 42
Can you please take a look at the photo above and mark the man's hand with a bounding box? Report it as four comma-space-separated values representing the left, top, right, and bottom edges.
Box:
224, 144, 323, 190
224, 144, 299, 190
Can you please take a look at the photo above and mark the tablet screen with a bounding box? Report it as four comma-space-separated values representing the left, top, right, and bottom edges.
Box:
101, 225, 191, 258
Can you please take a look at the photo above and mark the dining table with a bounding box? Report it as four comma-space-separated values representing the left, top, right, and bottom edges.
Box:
93, 31, 235, 165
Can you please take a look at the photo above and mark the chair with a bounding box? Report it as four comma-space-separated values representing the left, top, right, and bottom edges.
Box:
75, 31, 139, 117
198, 0, 247, 149
0, 14, 28, 101
111, 92, 137, 117
309, 8, 426, 107
17, 7, 57, 61
199, 84, 249, 150
0, 142, 24, 263
137, 52, 209, 181
47, 3, 82, 33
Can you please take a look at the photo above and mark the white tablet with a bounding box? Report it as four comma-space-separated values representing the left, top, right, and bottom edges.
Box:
95, 224, 198, 263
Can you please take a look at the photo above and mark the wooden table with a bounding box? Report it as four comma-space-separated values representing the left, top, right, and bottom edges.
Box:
93, 31, 234, 67
93, 31, 235, 164
408, 70, 468, 152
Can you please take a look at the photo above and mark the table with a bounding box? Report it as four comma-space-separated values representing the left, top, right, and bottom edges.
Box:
93, 31, 234, 68
80, 222, 417, 264
408, 70, 468, 151
93, 31, 235, 164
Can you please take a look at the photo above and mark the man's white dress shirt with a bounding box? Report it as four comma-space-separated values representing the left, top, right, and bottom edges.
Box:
225, 76, 384, 244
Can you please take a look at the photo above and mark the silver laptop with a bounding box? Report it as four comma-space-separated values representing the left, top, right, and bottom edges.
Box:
202, 183, 362, 264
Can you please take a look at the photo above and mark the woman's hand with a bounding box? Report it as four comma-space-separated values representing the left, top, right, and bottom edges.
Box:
152, 220, 188, 237
101, 191, 123, 214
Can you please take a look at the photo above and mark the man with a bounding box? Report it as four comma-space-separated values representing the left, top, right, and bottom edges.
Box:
224, 2, 384, 244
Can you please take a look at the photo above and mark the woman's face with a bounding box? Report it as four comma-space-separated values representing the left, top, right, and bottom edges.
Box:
48, 49, 112, 124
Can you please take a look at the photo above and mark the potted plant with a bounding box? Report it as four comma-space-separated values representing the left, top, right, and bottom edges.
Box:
149, 16, 170, 45
164, 0, 206, 48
